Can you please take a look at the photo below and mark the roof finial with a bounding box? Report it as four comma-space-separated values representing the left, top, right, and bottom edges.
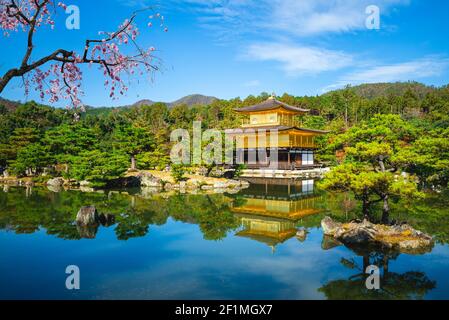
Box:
268, 92, 276, 100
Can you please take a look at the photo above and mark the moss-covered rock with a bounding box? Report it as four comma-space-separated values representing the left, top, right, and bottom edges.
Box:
321, 217, 434, 254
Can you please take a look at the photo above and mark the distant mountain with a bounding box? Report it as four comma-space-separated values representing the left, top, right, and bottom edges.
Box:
130, 94, 218, 108
168, 94, 218, 107
1, 94, 218, 114
0, 97, 21, 111
131, 99, 157, 107
329, 82, 436, 100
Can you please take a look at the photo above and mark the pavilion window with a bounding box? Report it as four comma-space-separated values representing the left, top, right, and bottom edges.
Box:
251, 116, 258, 125
302, 151, 314, 165
302, 179, 314, 193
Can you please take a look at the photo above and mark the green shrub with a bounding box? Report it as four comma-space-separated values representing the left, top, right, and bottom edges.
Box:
171, 164, 187, 183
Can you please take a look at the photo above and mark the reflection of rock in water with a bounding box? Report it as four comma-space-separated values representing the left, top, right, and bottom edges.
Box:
47, 184, 63, 193
75, 205, 115, 239
318, 244, 437, 300
296, 229, 308, 242
140, 187, 162, 198
76, 224, 99, 239
79, 186, 95, 193
321, 235, 342, 250
98, 214, 115, 227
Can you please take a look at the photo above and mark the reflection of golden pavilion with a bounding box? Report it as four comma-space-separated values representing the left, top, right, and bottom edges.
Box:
232, 179, 321, 250
236, 215, 298, 248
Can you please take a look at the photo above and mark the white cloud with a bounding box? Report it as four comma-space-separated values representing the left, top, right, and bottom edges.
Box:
245, 43, 353, 76
170, 0, 409, 37
323, 56, 449, 91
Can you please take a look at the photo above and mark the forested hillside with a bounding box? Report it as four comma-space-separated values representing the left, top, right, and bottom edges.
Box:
327, 82, 436, 99
1, 82, 448, 188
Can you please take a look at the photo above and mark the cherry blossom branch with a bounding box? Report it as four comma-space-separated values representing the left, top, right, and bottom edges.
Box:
0, 0, 166, 109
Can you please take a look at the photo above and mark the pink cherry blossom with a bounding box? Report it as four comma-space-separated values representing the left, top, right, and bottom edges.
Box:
0, 0, 167, 111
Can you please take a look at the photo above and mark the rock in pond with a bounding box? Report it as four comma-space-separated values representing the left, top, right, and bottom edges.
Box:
76, 206, 99, 226
47, 177, 65, 187
321, 217, 434, 254
138, 172, 163, 188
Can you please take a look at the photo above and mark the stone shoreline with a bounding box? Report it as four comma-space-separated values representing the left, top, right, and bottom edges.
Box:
0, 171, 250, 195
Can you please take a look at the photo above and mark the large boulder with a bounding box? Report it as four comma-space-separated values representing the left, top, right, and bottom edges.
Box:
164, 183, 174, 191
47, 177, 65, 187
79, 180, 91, 187
321, 216, 341, 236
337, 222, 377, 244
76, 206, 99, 226
139, 172, 163, 188
47, 184, 63, 193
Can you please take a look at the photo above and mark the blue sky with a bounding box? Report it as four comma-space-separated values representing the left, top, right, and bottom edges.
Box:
1, 0, 449, 107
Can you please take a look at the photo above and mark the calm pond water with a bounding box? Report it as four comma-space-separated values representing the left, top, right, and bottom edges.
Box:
1, 180, 449, 300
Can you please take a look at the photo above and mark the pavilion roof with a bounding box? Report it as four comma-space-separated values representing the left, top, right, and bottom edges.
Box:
235, 229, 297, 246
225, 125, 329, 134
235, 97, 310, 114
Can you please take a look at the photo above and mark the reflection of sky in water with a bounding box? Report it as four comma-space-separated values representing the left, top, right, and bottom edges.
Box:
2, 216, 449, 300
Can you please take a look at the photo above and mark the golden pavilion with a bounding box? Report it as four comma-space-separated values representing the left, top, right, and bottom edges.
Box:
225, 95, 328, 170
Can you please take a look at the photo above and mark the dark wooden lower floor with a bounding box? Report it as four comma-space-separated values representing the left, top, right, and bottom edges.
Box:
232, 148, 318, 170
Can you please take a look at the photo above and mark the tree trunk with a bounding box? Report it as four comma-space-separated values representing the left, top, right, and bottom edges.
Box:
362, 199, 371, 221
381, 195, 390, 224
130, 155, 136, 170
345, 106, 348, 129
362, 190, 372, 221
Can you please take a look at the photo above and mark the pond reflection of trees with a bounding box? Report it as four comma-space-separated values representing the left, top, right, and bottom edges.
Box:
0, 187, 239, 240
1, 185, 449, 247
319, 246, 436, 300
